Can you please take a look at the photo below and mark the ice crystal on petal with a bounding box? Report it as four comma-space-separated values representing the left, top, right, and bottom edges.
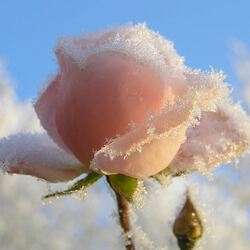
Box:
0, 133, 85, 182
55, 23, 185, 79
168, 100, 250, 173
0, 133, 81, 170
93, 79, 228, 170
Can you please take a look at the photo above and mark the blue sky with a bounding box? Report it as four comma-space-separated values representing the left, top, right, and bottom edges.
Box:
0, 0, 250, 100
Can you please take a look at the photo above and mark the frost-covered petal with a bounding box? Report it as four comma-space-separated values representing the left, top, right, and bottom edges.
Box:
91, 103, 190, 177
0, 133, 87, 182
44, 50, 183, 166
90, 68, 231, 177
56, 23, 185, 75
169, 101, 250, 172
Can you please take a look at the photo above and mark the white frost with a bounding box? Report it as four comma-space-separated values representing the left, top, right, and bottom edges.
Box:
56, 23, 185, 79
0, 133, 82, 172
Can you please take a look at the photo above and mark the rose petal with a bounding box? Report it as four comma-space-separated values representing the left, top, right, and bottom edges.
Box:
90, 67, 230, 178
0, 133, 87, 182
34, 74, 70, 152
91, 101, 192, 177
44, 51, 183, 166
169, 101, 250, 173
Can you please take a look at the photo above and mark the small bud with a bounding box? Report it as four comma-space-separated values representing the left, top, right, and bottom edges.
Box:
173, 194, 203, 250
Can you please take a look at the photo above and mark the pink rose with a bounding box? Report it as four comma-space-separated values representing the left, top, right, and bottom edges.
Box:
1, 24, 250, 182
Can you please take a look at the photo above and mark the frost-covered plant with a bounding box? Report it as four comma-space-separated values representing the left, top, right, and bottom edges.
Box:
1, 23, 250, 249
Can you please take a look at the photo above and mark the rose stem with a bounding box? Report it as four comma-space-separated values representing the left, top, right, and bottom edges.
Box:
106, 177, 135, 250
115, 191, 135, 250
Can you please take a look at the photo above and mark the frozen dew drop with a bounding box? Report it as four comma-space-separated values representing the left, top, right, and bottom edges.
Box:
72, 190, 88, 200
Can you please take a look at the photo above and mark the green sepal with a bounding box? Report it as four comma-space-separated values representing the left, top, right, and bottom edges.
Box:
108, 174, 138, 201
43, 172, 102, 200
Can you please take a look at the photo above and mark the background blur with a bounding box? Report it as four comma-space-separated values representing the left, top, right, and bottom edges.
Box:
0, 1, 250, 249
